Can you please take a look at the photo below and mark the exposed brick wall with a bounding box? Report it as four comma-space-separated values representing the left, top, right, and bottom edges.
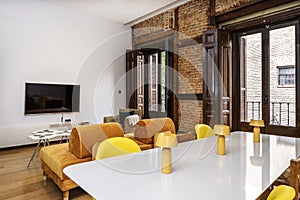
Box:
178, 100, 203, 132
176, 1, 207, 133
132, 12, 165, 39
178, 44, 203, 94
178, 0, 209, 40
132, 0, 207, 133
215, 0, 262, 15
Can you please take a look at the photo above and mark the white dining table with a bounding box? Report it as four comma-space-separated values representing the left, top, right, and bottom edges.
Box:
64, 131, 300, 200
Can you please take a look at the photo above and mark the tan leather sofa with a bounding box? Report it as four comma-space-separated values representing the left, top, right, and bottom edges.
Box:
40, 118, 194, 200
127, 117, 195, 149
40, 122, 124, 200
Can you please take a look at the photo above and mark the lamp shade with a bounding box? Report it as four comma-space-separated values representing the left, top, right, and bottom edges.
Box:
213, 124, 230, 136
155, 131, 178, 148
249, 119, 265, 127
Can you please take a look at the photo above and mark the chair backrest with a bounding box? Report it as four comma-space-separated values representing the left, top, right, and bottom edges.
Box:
95, 137, 141, 160
267, 185, 295, 200
195, 124, 214, 139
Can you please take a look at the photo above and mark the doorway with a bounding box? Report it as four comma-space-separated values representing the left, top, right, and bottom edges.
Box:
137, 49, 172, 118
233, 20, 299, 136
126, 37, 174, 120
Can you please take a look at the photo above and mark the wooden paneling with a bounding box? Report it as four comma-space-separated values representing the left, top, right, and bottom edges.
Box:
202, 30, 219, 126
126, 50, 138, 108
202, 29, 232, 126
219, 30, 232, 126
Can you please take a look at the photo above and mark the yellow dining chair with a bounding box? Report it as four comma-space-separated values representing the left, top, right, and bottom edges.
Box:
92, 137, 141, 199
95, 137, 141, 160
195, 124, 214, 139
267, 185, 295, 200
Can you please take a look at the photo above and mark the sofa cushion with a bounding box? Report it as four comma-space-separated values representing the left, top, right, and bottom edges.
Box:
134, 117, 176, 144
69, 122, 124, 159
40, 143, 91, 180
119, 110, 134, 129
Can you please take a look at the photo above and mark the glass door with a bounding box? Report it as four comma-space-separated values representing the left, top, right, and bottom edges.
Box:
147, 51, 167, 118
269, 25, 296, 128
140, 49, 169, 118
134, 48, 172, 119
239, 32, 263, 125
237, 21, 298, 136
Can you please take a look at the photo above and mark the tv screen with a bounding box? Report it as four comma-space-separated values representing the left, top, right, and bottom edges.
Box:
25, 82, 80, 114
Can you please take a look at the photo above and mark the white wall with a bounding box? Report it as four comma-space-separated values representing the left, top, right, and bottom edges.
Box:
0, 0, 131, 147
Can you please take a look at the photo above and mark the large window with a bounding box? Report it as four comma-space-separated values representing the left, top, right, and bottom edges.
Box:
233, 20, 299, 136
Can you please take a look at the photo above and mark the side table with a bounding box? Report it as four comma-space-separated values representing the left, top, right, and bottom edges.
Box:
27, 129, 71, 167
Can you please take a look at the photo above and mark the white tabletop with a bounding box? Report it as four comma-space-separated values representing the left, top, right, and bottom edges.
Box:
64, 131, 300, 200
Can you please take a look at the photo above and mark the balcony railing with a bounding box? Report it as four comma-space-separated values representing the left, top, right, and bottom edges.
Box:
246, 101, 295, 126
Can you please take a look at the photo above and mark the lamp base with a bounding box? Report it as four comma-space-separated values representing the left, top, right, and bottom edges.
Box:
253, 127, 260, 143
161, 148, 172, 174
217, 135, 226, 155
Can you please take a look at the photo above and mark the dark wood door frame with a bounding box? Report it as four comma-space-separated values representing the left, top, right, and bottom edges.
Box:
126, 36, 175, 120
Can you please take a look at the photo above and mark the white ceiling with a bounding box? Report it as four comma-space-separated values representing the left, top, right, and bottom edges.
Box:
46, 0, 188, 25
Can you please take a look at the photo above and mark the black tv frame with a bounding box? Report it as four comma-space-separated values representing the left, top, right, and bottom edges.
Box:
24, 82, 80, 115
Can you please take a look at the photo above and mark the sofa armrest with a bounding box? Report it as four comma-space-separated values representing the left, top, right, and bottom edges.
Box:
69, 122, 124, 159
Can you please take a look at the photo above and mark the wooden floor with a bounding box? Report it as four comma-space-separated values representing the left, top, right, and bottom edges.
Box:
0, 144, 91, 200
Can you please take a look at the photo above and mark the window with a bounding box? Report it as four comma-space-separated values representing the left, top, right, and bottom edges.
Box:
277, 65, 295, 86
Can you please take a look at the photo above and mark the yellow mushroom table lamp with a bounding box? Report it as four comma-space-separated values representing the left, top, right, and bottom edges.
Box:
249, 119, 265, 143
155, 131, 178, 174
214, 124, 231, 155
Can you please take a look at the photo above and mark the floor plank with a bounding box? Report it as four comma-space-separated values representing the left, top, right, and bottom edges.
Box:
0, 145, 90, 200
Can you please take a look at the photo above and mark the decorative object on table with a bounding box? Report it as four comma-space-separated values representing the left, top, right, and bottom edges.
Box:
267, 185, 295, 200
249, 119, 265, 143
213, 124, 230, 155
155, 131, 178, 174
195, 124, 214, 139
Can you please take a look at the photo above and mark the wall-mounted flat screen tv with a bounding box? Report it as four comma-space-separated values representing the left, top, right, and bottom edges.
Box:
25, 82, 80, 114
